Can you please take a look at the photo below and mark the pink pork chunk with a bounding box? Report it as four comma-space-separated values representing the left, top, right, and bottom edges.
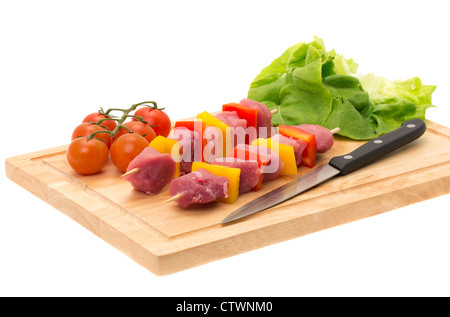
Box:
271, 133, 307, 166
233, 143, 284, 182
215, 110, 255, 146
296, 124, 334, 153
212, 157, 262, 194
215, 111, 247, 129
123, 147, 176, 195
168, 168, 229, 208
170, 127, 203, 175
239, 98, 275, 138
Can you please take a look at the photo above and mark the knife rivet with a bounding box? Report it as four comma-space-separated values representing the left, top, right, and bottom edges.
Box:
374, 140, 383, 144
406, 124, 416, 128
343, 155, 353, 160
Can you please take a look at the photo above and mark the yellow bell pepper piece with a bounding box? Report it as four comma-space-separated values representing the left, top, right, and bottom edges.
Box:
196, 111, 232, 157
251, 138, 297, 176
149, 136, 181, 178
191, 161, 240, 204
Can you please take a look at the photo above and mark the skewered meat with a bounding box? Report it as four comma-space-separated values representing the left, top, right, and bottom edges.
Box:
296, 124, 334, 153
215, 111, 247, 129
168, 168, 229, 208
233, 143, 283, 182
170, 127, 203, 175
216, 110, 256, 147
271, 133, 307, 166
123, 147, 176, 195
212, 157, 262, 194
239, 98, 275, 138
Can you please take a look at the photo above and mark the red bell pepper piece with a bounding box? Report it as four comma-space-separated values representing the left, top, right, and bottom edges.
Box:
277, 125, 317, 168
222, 103, 258, 129
229, 145, 270, 191
174, 120, 206, 132
174, 120, 208, 161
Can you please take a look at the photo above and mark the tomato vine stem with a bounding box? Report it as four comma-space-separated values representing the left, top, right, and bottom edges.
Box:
87, 101, 159, 141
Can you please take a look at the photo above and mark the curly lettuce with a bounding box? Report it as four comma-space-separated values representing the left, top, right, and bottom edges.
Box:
247, 36, 436, 140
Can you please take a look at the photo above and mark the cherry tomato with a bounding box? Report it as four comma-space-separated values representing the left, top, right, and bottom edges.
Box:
83, 112, 117, 132
67, 137, 109, 175
110, 133, 149, 173
72, 122, 112, 149
134, 107, 171, 137
113, 121, 157, 143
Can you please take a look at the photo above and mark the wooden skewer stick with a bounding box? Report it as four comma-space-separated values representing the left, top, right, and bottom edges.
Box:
161, 193, 183, 205
330, 127, 340, 134
121, 167, 140, 177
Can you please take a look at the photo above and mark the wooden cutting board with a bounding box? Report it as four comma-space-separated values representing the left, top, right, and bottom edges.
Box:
5, 120, 450, 275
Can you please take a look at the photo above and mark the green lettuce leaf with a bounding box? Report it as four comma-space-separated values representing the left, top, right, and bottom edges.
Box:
247, 36, 436, 140
322, 75, 377, 139
277, 45, 333, 126
358, 74, 436, 135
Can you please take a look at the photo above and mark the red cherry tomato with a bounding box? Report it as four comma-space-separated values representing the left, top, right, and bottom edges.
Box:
113, 121, 157, 143
66, 137, 109, 175
134, 107, 171, 137
110, 133, 149, 173
83, 112, 117, 132
72, 122, 112, 148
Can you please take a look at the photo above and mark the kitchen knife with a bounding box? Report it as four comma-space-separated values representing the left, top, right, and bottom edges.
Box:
221, 119, 426, 224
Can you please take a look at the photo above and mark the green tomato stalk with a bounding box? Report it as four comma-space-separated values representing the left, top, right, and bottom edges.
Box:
86, 101, 158, 141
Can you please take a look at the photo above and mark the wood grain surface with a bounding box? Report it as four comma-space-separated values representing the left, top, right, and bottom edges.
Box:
5, 120, 450, 275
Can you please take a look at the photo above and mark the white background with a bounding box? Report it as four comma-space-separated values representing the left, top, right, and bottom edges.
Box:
1, 0, 449, 297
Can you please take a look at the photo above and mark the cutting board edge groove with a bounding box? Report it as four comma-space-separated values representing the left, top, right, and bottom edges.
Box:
5, 120, 450, 275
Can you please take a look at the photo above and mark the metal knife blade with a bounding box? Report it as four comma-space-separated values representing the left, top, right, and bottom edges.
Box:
221, 163, 340, 224
221, 118, 427, 224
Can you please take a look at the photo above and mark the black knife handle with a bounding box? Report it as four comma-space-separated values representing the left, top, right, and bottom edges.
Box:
329, 119, 426, 176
